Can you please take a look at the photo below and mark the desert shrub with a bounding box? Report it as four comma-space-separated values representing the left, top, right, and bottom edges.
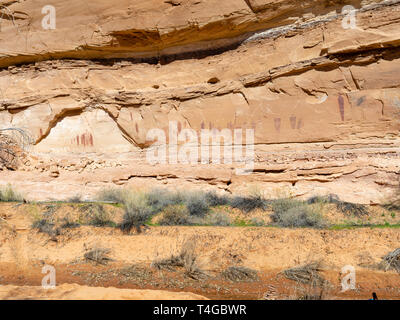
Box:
0, 184, 23, 202
229, 192, 268, 213
60, 217, 80, 229
86, 204, 115, 227
282, 261, 327, 286
271, 197, 303, 214
68, 194, 83, 203
335, 201, 368, 216
221, 266, 259, 282
32, 219, 60, 237
151, 240, 206, 280
204, 211, 231, 226
271, 199, 327, 228
147, 188, 184, 214
84, 247, 113, 265
283, 261, 330, 300
379, 248, 400, 273
250, 217, 265, 226
119, 193, 153, 233
204, 191, 229, 207
184, 192, 210, 217
159, 205, 193, 226
306, 194, 339, 205
307, 194, 368, 216
95, 188, 129, 203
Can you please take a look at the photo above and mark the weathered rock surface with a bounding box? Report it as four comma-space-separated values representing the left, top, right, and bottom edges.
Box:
0, 0, 399, 202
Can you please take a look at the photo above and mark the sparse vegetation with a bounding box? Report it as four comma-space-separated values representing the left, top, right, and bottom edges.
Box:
32, 219, 60, 237
158, 205, 194, 226
119, 192, 153, 233
0, 184, 23, 202
307, 194, 368, 216
151, 240, 206, 280
271, 198, 327, 228
221, 266, 259, 282
204, 191, 229, 207
229, 192, 268, 213
96, 188, 130, 203
68, 194, 83, 203
379, 248, 400, 273
185, 192, 210, 217
89, 188, 395, 229
84, 204, 115, 227
84, 247, 113, 265
204, 211, 231, 226
282, 261, 327, 287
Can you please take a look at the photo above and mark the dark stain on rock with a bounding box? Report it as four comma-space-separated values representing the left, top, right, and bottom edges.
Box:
135, 123, 139, 133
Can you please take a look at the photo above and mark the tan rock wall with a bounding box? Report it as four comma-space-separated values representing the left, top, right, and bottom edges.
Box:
0, 0, 399, 202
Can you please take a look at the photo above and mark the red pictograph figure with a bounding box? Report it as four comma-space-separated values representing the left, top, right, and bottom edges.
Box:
290, 116, 296, 129
297, 118, 303, 129
274, 118, 281, 132
75, 132, 94, 147
338, 95, 345, 121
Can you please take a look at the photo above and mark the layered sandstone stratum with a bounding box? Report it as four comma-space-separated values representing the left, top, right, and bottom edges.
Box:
0, 0, 399, 202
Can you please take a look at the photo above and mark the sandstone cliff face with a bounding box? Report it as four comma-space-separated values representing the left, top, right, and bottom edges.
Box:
0, 0, 399, 202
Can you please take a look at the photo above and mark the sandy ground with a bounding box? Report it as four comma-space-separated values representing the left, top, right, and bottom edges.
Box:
0, 203, 399, 300
0, 283, 207, 300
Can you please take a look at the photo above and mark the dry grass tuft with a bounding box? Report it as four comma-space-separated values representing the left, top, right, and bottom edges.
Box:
84, 247, 113, 265
221, 266, 259, 282
379, 248, 400, 273
282, 261, 327, 287
151, 240, 207, 280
